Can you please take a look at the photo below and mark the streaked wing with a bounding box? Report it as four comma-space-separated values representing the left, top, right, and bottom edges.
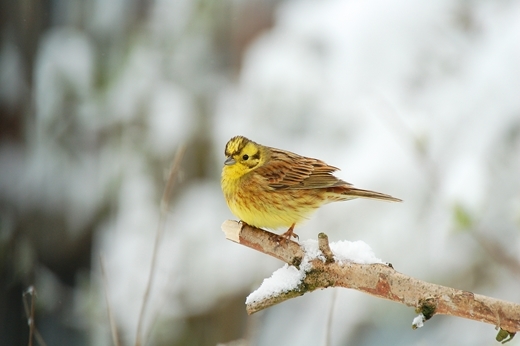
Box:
256, 148, 349, 190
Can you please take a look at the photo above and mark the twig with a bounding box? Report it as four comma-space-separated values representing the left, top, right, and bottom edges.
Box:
324, 289, 337, 346
221, 220, 520, 334
22, 286, 47, 346
24, 286, 35, 346
100, 255, 121, 346
472, 230, 520, 279
318, 233, 334, 263
135, 145, 185, 346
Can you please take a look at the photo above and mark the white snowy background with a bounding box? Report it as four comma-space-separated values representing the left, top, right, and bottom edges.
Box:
1, 0, 519, 345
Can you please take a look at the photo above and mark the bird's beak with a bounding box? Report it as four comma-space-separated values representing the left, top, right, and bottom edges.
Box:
224, 156, 236, 165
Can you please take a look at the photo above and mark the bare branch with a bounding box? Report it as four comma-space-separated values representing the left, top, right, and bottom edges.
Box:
100, 255, 121, 346
23, 286, 47, 346
23, 286, 35, 346
221, 220, 520, 334
222, 220, 304, 267
135, 145, 186, 346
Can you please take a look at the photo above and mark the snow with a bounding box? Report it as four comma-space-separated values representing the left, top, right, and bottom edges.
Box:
330, 240, 384, 265
412, 313, 425, 329
246, 239, 382, 304
245, 264, 302, 305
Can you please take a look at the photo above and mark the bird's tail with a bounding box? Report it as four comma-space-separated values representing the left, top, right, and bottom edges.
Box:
330, 186, 402, 202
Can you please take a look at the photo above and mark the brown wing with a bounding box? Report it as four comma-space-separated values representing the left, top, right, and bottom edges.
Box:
255, 147, 349, 190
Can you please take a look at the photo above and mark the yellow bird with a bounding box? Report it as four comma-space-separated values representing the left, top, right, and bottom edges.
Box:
221, 136, 401, 239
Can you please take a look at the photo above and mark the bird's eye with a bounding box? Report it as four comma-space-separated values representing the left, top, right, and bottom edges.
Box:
242, 154, 249, 160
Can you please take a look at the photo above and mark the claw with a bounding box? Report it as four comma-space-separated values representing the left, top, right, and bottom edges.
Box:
280, 223, 298, 244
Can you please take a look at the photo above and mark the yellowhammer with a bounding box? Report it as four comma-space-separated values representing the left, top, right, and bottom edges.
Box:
221, 136, 401, 239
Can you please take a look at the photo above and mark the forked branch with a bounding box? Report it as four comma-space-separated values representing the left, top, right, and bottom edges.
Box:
221, 220, 520, 337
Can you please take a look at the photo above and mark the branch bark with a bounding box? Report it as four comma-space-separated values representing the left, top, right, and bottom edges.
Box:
221, 220, 520, 335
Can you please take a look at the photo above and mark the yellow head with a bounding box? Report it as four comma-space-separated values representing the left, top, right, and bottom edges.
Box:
222, 136, 267, 180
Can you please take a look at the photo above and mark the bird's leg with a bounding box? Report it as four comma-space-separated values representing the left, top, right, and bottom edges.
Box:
281, 223, 299, 242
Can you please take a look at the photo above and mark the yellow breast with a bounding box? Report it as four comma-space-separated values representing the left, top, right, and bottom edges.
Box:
221, 167, 322, 229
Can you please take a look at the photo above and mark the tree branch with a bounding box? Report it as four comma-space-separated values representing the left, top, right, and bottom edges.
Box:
221, 220, 520, 336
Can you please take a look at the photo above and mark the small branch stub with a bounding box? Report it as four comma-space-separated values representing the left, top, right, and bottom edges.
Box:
318, 233, 334, 263
416, 297, 437, 321
413, 297, 436, 330
496, 328, 516, 344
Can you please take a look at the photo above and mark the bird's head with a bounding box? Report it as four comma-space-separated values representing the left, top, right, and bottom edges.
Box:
223, 136, 266, 178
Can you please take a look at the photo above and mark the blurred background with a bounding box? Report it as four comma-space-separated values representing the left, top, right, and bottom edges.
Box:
1, 0, 519, 345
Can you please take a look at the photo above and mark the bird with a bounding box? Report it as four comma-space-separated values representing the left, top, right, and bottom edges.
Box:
220, 135, 401, 240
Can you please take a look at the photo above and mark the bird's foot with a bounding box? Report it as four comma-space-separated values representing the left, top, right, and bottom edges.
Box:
279, 223, 299, 245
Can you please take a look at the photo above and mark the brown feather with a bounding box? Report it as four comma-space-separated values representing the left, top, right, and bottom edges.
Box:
254, 146, 401, 202
255, 147, 347, 190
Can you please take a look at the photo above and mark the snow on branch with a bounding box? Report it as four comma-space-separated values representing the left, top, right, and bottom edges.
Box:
221, 220, 520, 339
